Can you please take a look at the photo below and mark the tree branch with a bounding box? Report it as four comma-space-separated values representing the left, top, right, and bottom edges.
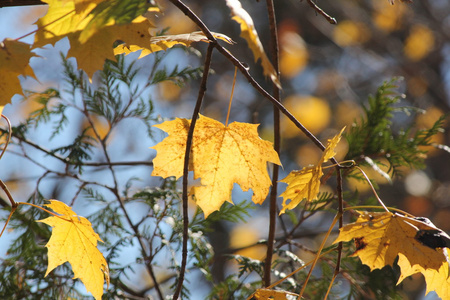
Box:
173, 42, 215, 300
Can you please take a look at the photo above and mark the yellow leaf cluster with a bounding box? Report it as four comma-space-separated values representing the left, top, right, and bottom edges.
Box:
334, 211, 450, 299
38, 200, 109, 300
279, 128, 344, 214
150, 114, 281, 217
34, 0, 153, 78
0, 39, 36, 103
225, 0, 281, 89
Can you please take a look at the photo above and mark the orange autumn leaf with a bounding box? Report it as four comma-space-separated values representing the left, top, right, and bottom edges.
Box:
279, 128, 344, 214
150, 114, 281, 217
38, 200, 109, 300
334, 211, 449, 298
225, 0, 280, 89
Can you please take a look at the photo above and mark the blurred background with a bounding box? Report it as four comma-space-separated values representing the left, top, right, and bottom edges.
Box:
0, 0, 449, 299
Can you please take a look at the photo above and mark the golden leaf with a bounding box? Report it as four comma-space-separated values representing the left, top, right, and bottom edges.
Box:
38, 200, 109, 300
0, 39, 36, 103
225, 0, 280, 89
279, 128, 344, 213
114, 31, 234, 58
397, 253, 450, 299
249, 288, 299, 300
335, 211, 450, 298
334, 211, 448, 270
150, 114, 281, 217
34, 0, 152, 78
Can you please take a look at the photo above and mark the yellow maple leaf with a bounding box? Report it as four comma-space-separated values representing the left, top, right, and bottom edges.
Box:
279, 128, 344, 214
334, 211, 448, 271
34, 0, 152, 78
38, 200, 109, 300
150, 114, 281, 217
0, 39, 36, 103
114, 31, 234, 58
225, 0, 280, 89
397, 253, 450, 299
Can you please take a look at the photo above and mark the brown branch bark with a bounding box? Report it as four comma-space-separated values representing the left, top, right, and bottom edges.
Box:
264, 0, 281, 288
0, 0, 45, 7
173, 42, 215, 300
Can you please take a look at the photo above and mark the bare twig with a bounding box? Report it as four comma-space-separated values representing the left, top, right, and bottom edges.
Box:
264, 0, 281, 288
173, 42, 215, 300
305, 0, 337, 24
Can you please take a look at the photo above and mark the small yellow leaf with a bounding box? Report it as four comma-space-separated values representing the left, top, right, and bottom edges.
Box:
250, 288, 299, 300
150, 114, 281, 217
115, 31, 234, 58
334, 212, 447, 271
38, 200, 109, 300
279, 128, 344, 213
225, 0, 280, 88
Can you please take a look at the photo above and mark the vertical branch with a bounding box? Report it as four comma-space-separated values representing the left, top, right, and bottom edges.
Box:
173, 42, 215, 300
332, 167, 344, 291
264, 0, 281, 287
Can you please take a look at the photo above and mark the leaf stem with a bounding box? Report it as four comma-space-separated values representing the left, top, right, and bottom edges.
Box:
344, 205, 413, 217
298, 212, 341, 299
353, 165, 390, 212
173, 42, 215, 300
265, 248, 336, 290
0, 206, 16, 238
225, 67, 237, 127
16, 201, 65, 219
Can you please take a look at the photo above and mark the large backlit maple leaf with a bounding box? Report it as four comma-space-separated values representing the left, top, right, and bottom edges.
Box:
225, 0, 280, 89
38, 200, 109, 300
150, 115, 281, 217
334, 211, 450, 299
279, 128, 344, 214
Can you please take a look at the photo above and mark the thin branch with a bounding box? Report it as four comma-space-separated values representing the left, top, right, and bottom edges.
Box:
264, 0, 281, 288
0, 115, 12, 161
305, 0, 337, 24
0, 179, 16, 207
332, 166, 344, 294
173, 42, 215, 300
0, 0, 45, 8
